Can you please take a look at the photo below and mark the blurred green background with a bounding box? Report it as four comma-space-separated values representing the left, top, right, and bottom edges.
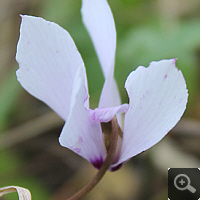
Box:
0, 0, 200, 199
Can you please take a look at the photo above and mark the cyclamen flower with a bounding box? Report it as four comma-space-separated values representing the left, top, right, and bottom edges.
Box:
16, 0, 188, 171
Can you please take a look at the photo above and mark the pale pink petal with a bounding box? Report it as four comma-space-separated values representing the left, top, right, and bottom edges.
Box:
116, 59, 188, 165
98, 71, 123, 126
16, 15, 87, 121
98, 71, 121, 108
90, 103, 128, 123
59, 66, 107, 169
81, 0, 116, 78
82, 0, 121, 110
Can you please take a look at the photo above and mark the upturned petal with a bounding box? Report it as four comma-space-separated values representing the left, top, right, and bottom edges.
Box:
115, 59, 188, 166
81, 0, 116, 78
59, 66, 107, 169
81, 0, 121, 109
16, 15, 87, 121
98, 71, 121, 108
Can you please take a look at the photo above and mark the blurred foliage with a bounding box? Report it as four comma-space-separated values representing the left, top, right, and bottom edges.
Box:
0, 0, 200, 199
116, 20, 200, 109
0, 150, 49, 200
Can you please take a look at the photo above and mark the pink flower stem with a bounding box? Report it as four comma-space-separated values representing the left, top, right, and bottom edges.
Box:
67, 116, 119, 200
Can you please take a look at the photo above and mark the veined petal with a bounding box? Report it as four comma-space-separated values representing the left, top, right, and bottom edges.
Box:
116, 59, 188, 165
16, 15, 87, 121
82, 0, 121, 111
90, 103, 128, 123
59, 66, 107, 169
98, 70, 123, 126
81, 0, 116, 78
98, 71, 121, 108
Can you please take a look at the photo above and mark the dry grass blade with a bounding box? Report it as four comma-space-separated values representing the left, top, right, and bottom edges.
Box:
0, 186, 31, 200
173, 118, 200, 136
150, 138, 200, 175
0, 111, 64, 150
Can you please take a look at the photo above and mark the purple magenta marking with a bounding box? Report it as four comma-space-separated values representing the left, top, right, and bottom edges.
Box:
73, 148, 81, 154
164, 74, 167, 79
111, 163, 123, 172
78, 136, 83, 144
172, 58, 177, 64
70, 147, 81, 154
91, 157, 104, 170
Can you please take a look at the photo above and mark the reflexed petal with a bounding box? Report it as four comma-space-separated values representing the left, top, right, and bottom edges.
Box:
82, 0, 121, 111
16, 15, 87, 121
116, 59, 188, 165
59, 66, 107, 169
98, 71, 123, 126
81, 0, 116, 78
90, 103, 128, 123
98, 71, 121, 108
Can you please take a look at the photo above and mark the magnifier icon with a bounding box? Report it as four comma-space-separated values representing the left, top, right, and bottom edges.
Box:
174, 174, 196, 193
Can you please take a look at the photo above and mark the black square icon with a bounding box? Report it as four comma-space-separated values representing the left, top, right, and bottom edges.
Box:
168, 168, 200, 200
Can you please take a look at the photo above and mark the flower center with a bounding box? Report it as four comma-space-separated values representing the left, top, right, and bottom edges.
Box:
101, 116, 123, 164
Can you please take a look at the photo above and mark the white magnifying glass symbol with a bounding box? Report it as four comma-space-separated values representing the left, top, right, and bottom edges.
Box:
174, 174, 196, 193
